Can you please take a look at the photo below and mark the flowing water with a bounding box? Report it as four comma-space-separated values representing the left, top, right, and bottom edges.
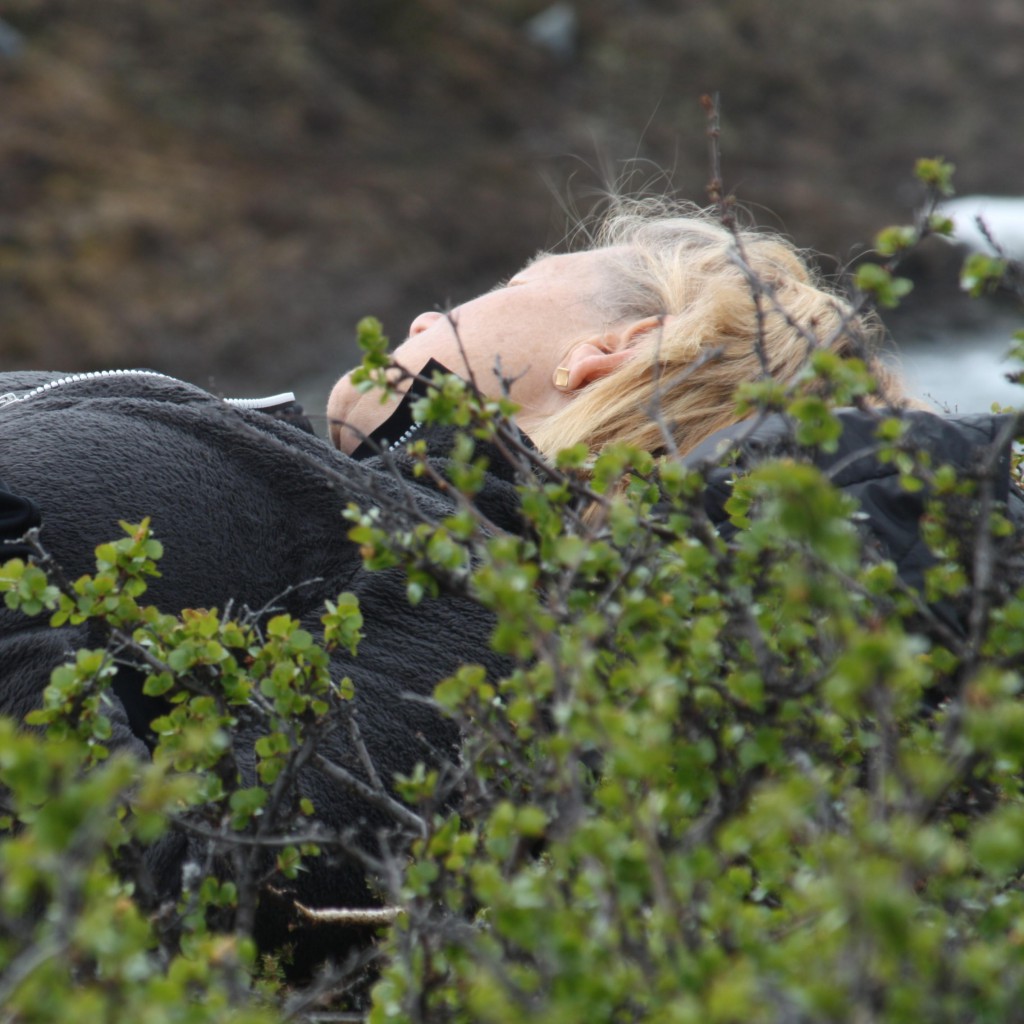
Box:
893, 313, 1023, 414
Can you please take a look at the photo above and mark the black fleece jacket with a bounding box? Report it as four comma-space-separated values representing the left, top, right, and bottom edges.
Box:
3, 374, 1018, 759
0, 369, 523, 960
1, 371, 1019, 962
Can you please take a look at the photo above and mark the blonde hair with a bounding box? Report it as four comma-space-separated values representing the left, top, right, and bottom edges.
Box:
527, 201, 907, 460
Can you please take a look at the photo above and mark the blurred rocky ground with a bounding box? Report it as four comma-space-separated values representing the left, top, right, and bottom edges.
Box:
1, 0, 1021, 416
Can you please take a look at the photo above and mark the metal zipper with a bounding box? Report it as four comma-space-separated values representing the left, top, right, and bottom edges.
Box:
0, 369, 294, 411
388, 421, 423, 452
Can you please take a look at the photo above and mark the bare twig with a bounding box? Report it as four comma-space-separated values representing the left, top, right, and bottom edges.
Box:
291, 901, 401, 926
700, 92, 733, 227
312, 753, 427, 838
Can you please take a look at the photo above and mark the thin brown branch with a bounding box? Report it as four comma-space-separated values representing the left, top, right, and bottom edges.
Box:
312, 753, 427, 838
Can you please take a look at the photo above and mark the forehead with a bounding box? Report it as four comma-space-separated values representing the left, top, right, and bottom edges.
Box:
515, 248, 617, 281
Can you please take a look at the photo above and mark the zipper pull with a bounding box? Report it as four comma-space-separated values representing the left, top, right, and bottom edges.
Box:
225, 392, 297, 411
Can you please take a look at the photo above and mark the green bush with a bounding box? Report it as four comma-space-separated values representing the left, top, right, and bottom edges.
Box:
2, 164, 1024, 1022
357, 375, 1024, 1024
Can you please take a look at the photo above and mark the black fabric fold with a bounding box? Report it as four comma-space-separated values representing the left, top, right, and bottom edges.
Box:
0, 478, 41, 558
678, 408, 1022, 635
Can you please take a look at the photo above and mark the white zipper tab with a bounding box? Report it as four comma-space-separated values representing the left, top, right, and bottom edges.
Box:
225, 392, 296, 410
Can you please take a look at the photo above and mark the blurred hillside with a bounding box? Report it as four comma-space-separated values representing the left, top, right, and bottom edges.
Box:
1, 0, 1022, 412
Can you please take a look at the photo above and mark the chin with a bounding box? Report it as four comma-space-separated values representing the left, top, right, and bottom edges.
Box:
326, 374, 354, 450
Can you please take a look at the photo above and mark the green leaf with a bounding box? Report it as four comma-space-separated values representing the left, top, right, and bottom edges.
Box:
914, 156, 956, 196
960, 252, 1008, 297
854, 262, 914, 308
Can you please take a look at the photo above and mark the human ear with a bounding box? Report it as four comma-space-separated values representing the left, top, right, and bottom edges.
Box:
555, 316, 668, 391
556, 343, 634, 391
622, 315, 670, 346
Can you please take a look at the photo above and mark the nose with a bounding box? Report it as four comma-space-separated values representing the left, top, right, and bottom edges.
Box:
409, 311, 443, 337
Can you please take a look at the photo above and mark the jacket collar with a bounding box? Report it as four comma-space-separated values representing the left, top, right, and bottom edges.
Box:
350, 358, 451, 460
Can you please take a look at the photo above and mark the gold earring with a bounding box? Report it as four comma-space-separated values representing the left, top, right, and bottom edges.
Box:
553, 366, 570, 389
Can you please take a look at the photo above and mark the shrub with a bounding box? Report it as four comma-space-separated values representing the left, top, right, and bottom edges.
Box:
1, 163, 1023, 1022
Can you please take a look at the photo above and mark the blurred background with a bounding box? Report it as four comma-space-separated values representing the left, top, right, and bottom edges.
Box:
1, 0, 1022, 428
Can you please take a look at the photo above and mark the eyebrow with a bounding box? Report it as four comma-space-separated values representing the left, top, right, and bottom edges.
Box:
491, 250, 548, 290
519, 250, 549, 272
